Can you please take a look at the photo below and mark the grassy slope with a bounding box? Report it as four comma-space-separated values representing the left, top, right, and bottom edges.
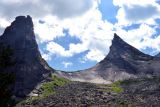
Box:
17, 76, 160, 107
41, 74, 70, 97
16, 74, 70, 106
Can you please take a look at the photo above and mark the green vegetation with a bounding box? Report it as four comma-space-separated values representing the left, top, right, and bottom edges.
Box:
100, 77, 160, 94
99, 81, 124, 93
16, 74, 70, 106
40, 74, 70, 97
108, 81, 124, 93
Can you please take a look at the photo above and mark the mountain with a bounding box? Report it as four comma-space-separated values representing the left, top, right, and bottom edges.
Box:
0, 16, 53, 97
10, 19, 160, 107
155, 53, 160, 57
56, 33, 160, 83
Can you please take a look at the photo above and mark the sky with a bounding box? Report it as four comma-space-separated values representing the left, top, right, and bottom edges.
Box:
0, 0, 160, 71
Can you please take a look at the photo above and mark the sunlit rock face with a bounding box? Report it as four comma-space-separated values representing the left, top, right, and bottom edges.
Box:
0, 16, 53, 97
56, 33, 160, 84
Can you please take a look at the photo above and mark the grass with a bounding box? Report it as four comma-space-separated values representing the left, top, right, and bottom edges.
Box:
16, 74, 70, 106
40, 74, 70, 97
108, 81, 124, 93
99, 81, 124, 93
102, 76, 160, 93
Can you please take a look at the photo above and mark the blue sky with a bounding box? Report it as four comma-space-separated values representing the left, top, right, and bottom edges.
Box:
0, 0, 160, 71
99, 0, 118, 23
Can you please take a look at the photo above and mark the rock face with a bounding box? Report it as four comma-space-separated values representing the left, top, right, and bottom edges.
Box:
156, 53, 160, 57
57, 33, 160, 83
0, 16, 52, 97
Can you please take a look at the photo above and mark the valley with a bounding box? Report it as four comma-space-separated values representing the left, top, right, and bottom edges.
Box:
0, 15, 160, 107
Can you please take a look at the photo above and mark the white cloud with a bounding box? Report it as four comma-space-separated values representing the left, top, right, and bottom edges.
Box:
115, 24, 159, 52
41, 1, 114, 62
85, 49, 105, 62
46, 42, 72, 57
0, 0, 94, 35
0, 18, 10, 34
113, 0, 160, 25
62, 61, 73, 68
0, 0, 93, 19
46, 41, 88, 57
42, 53, 52, 61
0, 0, 114, 63
34, 16, 65, 42
0, 0, 160, 64
40, 0, 160, 62
0, 18, 10, 28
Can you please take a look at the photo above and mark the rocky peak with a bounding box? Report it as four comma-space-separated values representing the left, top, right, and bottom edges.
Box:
3, 15, 33, 37
112, 33, 126, 47
106, 33, 152, 60
1, 15, 36, 50
11, 15, 33, 28
11, 16, 33, 39
0, 16, 52, 97
57, 33, 160, 84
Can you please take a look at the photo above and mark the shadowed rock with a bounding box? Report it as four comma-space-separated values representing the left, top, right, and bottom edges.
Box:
0, 16, 53, 97
155, 53, 160, 57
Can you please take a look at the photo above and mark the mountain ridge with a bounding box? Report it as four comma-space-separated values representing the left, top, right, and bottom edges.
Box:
56, 33, 160, 83
156, 53, 160, 57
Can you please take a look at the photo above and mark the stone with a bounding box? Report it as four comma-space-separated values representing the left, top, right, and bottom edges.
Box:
0, 15, 54, 97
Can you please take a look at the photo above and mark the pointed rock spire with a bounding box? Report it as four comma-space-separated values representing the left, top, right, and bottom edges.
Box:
2, 15, 35, 44
113, 33, 123, 42
0, 16, 52, 97
111, 33, 132, 51
106, 33, 152, 60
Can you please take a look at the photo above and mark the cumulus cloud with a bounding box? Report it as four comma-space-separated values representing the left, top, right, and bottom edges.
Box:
84, 49, 105, 62
49, 0, 93, 19
40, 0, 160, 62
113, 0, 160, 25
0, 0, 160, 64
62, 61, 73, 68
46, 41, 88, 57
42, 53, 52, 61
115, 24, 158, 51
0, 0, 94, 42
124, 5, 159, 21
34, 16, 65, 42
0, 18, 10, 34
0, 0, 93, 19
46, 42, 72, 57
40, 1, 114, 62
0, 18, 10, 28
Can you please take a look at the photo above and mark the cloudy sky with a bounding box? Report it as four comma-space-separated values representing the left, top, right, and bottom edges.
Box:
0, 0, 160, 71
